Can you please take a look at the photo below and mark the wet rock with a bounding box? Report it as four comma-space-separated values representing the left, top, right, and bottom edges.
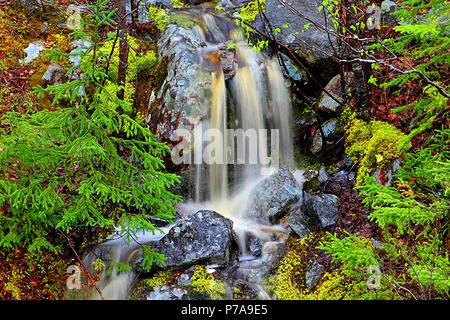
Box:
217, 41, 237, 79
253, 0, 338, 82
133, 210, 238, 272
324, 170, 353, 194
279, 53, 303, 81
244, 165, 301, 223
249, 237, 262, 257
261, 241, 287, 271
177, 273, 193, 287
21, 0, 43, 14
305, 259, 323, 291
22, 41, 45, 64
301, 192, 340, 229
42, 64, 64, 84
147, 285, 187, 300
334, 154, 354, 171
157, 24, 212, 123
310, 118, 338, 154
237, 240, 286, 285
289, 206, 311, 239
40, 22, 48, 34
316, 73, 353, 114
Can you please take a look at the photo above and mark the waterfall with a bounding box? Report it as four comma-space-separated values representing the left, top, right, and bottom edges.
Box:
79, 11, 296, 301
192, 14, 295, 209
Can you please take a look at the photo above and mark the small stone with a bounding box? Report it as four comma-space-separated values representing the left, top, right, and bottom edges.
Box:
249, 237, 262, 257
22, 41, 45, 64
40, 22, 48, 34
305, 259, 324, 291
42, 64, 64, 84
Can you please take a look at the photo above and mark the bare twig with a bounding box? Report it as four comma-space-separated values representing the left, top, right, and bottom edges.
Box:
47, 215, 104, 300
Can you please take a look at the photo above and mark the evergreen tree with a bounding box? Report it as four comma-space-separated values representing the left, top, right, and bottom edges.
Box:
0, 0, 180, 271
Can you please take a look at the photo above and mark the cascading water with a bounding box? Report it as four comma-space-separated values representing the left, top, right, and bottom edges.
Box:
78, 9, 299, 300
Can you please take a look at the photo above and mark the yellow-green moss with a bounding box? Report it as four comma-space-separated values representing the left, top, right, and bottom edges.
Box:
238, 0, 266, 38
168, 12, 196, 29
239, 0, 265, 24
81, 36, 157, 110
265, 232, 327, 300
145, 270, 174, 287
344, 110, 411, 185
191, 265, 226, 300
147, 7, 169, 31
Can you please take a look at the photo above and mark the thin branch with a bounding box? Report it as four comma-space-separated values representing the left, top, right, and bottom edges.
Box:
47, 215, 104, 300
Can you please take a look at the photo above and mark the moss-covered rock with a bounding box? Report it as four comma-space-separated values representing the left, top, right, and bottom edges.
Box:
344, 109, 412, 185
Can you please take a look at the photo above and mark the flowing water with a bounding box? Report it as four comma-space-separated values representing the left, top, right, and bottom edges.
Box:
80, 10, 297, 300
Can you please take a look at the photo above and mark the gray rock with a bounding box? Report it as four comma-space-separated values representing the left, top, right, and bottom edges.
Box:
301, 192, 340, 229
253, 0, 338, 82
325, 170, 353, 194
40, 22, 48, 34
316, 72, 353, 114
69, 39, 92, 67
147, 285, 187, 300
249, 237, 262, 257
133, 210, 237, 272
305, 259, 323, 291
157, 24, 212, 124
177, 273, 193, 287
289, 207, 311, 239
244, 165, 301, 223
21, 0, 43, 14
310, 118, 337, 154
381, 0, 398, 27
279, 54, 302, 81
318, 168, 329, 183
43, 64, 64, 84
22, 41, 45, 64
372, 157, 401, 187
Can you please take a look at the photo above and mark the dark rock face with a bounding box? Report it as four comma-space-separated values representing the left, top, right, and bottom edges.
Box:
301, 192, 340, 229
133, 210, 238, 272
253, 0, 338, 82
244, 166, 301, 223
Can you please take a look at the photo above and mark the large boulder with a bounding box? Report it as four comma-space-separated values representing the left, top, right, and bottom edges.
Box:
157, 24, 212, 124
253, 0, 338, 82
133, 210, 238, 272
243, 166, 301, 223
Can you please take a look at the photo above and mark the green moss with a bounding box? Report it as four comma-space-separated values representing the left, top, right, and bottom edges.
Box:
81, 36, 157, 111
239, 0, 265, 24
145, 270, 174, 287
147, 7, 169, 31
238, 0, 266, 38
168, 12, 196, 29
344, 109, 411, 185
265, 232, 326, 300
191, 266, 226, 300
265, 249, 303, 299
